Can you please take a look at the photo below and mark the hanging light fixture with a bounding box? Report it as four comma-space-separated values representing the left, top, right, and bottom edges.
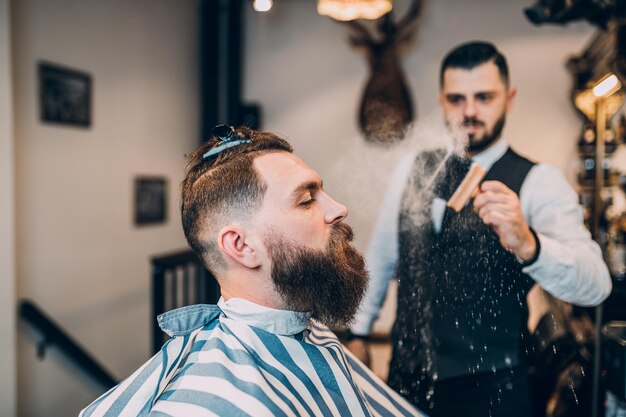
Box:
252, 0, 273, 13
317, 0, 393, 21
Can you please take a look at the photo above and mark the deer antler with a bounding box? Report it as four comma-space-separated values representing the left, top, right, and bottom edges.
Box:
395, 0, 422, 36
379, 0, 422, 46
345, 0, 422, 47
345, 20, 376, 48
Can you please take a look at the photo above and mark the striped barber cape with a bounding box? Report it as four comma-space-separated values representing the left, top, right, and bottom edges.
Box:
79, 299, 425, 417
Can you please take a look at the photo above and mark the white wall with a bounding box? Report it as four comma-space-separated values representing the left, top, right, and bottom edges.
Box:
243, 0, 595, 253
12, 1, 199, 416
0, 0, 17, 415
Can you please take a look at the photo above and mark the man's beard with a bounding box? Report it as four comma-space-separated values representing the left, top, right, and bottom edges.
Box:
463, 112, 506, 153
265, 223, 368, 329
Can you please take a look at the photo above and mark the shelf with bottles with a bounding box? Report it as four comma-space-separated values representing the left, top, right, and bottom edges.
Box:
579, 186, 626, 276
577, 157, 619, 186
576, 115, 624, 156
577, 110, 626, 253
576, 112, 626, 185
603, 205, 626, 280
579, 187, 609, 231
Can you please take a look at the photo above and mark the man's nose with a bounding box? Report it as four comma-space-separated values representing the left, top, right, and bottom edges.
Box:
324, 194, 348, 225
464, 99, 477, 118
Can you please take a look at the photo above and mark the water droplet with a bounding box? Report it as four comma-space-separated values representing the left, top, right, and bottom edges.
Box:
425, 387, 434, 401
504, 355, 512, 366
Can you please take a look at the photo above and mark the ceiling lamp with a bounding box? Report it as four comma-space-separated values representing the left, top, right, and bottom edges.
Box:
317, 0, 393, 21
252, 0, 273, 13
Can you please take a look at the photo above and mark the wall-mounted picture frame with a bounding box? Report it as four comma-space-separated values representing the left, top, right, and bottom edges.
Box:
134, 177, 167, 226
39, 61, 92, 127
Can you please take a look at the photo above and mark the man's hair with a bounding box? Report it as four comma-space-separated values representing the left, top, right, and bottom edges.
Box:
439, 41, 509, 87
181, 126, 292, 274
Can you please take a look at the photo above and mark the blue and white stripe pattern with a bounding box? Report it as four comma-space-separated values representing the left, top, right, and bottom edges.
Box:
79, 299, 425, 417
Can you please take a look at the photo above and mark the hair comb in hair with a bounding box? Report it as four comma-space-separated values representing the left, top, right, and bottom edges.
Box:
202, 124, 252, 160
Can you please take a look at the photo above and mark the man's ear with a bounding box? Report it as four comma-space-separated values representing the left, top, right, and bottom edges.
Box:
506, 86, 517, 112
218, 226, 261, 269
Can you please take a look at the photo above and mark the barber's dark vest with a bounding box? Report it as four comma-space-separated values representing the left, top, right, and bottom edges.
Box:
388, 148, 536, 392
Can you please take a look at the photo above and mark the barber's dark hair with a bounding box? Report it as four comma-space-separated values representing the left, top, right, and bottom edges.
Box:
440, 41, 509, 87
181, 126, 292, 274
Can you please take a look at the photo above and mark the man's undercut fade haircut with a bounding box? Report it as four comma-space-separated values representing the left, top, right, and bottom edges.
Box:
440, 41, 509, 87
181, 126, 292, 274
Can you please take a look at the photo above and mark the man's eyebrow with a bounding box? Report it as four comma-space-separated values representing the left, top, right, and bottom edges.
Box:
291, 180, 322, 198
474, 90, 496, 96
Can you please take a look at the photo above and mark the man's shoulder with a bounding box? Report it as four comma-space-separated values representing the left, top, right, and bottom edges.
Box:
499, 146, 567, 189
506, 146, 536, 165
524, 162, 571, 188
521, 162, 578, 213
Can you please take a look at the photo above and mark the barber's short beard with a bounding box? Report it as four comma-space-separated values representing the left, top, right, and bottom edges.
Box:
265, 223, 368, 328
464, 113, 506, 153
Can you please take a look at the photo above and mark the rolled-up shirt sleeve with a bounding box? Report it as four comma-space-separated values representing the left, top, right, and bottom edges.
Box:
351, 153, 416, 336
520, 163, 612, 306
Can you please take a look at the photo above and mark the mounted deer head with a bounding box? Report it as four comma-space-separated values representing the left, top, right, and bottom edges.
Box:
343, 0, 422, 145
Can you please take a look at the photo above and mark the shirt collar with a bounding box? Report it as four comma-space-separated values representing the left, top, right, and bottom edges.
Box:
471, 138, 509, 171
218, 297, 311, 336
158, 304, 221, 337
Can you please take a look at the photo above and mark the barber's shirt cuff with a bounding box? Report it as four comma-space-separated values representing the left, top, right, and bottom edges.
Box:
516, 227, 541, 267
521, 231, 567, 279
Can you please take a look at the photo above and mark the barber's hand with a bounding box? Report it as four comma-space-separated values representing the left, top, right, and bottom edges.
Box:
344, 338, 371, 367
473, 181, 537, 262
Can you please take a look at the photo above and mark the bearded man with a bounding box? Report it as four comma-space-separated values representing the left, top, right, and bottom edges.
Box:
345, 41, 612, 417
79, 125, 424, 417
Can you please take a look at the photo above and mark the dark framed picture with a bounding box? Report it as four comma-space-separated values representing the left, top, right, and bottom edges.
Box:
134, 177, 167, 226
39, 61, 92, 127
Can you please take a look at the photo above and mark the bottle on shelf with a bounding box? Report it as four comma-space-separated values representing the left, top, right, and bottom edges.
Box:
618, 113, 626, 144
581, 157, 595, 181
577, 121, 596, 154
603, 157, 611, 181
578, 156, 615, 185
605, 121, 617, 154
579, 190, 593, 230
